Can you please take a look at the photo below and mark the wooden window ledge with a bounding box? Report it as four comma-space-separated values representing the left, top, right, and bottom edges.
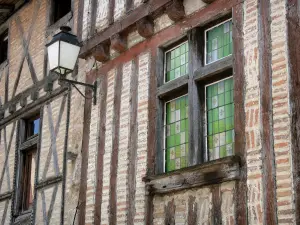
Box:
143, 155, 241, 195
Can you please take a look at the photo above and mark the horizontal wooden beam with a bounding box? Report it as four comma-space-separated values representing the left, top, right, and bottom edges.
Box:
79, 0, 172, 58
0, 4, 14, 13
36, 175, 63, 189
144, 156, 240, 194
0, 192, 12, 201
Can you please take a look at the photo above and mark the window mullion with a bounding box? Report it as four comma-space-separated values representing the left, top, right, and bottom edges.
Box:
187, 28, 205, 166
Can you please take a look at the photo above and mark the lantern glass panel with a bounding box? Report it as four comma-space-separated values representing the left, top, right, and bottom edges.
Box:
47, 41, 59, 71
59, 41, 80, 71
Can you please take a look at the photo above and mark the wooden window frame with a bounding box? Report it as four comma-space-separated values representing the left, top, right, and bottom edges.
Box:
13, 113, 40, 219
156, 16, 234, 175
50, 0, 72, 25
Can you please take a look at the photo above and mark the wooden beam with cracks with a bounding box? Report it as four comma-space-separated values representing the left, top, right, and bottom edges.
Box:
110, 33, 127, 53
166, 0, 185, 22
93, 43, 110, 62
136, 16, 154, 38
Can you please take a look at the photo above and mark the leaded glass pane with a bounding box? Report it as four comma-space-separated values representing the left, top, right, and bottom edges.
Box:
206, 20, 232, 64
165, 95, 189, 172
165, 42, 189, 82
206, 78, 234, 160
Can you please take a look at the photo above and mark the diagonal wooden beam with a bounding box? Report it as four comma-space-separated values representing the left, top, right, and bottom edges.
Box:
46, 184, 59, 224
0, 200, 9, 225
42, 96, 66, 180
0, 122, 16, 193
12, 0, 41, 98
14, 15, 38, 84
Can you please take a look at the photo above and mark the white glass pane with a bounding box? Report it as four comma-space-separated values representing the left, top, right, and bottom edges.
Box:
47, 41, 59, 70
59, 41, 80, 71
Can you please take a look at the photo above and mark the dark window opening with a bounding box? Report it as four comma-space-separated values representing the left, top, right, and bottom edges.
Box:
25, 115, 40, 140
52, 0, 71, 23
0, 30, 8, 64
20, 149, 36, 212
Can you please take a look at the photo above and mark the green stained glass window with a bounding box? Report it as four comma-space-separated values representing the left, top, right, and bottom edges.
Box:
165, 95, 189, 172
206, 20, 232, 64
206, 78, 234, 160
165, 42, 189, 82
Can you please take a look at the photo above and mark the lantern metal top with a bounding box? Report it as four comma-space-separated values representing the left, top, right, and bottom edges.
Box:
46, 26, 81, 47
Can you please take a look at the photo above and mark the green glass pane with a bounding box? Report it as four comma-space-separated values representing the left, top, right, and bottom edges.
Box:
181, 157, 186, 168
225, 91, 231, 105
226, 130, 233, 144
207, 98, 212, 110
171, 50, 175, 59
219, 119, 225, 132
175, 48, 180, 57
225, 104, 232, 117
180, 44, 185, 54
168, 160, 175, 171
226, 117, 234, 130
208, 123, 213, 135
213, 108, 219, 121
175, 57, 181, 68
213, 121, 219, 134
170, 124, 175, 135
175, 145, 181, 158
180, 65, 186, 75
218, 93, 225, 106
206, 20, 233, 64
220, 146, 227, 158
180, 120, 186, 132
212, 85, 218, 96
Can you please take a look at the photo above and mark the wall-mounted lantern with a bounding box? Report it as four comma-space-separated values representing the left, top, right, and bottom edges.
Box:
46, 26, 97, 104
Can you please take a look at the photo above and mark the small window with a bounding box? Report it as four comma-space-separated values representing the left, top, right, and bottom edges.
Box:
206, 77, 234, 160
20, 149, 36, 212
165, 95, 189, 172
0, 30, 8, 64
52, 0, 71, 23
205, 19, 232, 64
165, 42, 189, 82
25, 116, 40, 140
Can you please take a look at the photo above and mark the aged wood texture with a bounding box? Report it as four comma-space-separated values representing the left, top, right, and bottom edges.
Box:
166, 0, 185, 22
80, 0, 172, 57
61, 87, 71, 225
0, 86, 68, 128
110, 33, 127, 53
144, 49, 157, 225
90, 0, 98, 34
136, 17, 154, 38
145, 156, 240, 194
42, 95, 67, 179
109, 66, 122, 225
287, 0, 300, 224
0, 122, 16, 193
127, 59, 138, 225
232, 2, 247, 225
94, 74, 108, 225
188, 28, 203, 165
187, 196, 197, 225
78, 75, 93, 225
0, 200, 9, 225
258, 0, 277, 224
77, 0, 85, 41
93, 43, 110, 62
11, 0, 41, 98
108, 0, 115, 25
212, 185, 221, 225
125, 0, 133, 12
164, 199, 175, 225
88, 0, 238, 85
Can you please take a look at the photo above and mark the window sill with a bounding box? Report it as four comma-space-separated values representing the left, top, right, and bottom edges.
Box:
46, 11, 73, 37
143, 155, 240, 194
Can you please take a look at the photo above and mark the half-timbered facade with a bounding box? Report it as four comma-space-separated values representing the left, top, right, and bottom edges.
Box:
0, 0, 85, 224
0, 0, 300, 224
